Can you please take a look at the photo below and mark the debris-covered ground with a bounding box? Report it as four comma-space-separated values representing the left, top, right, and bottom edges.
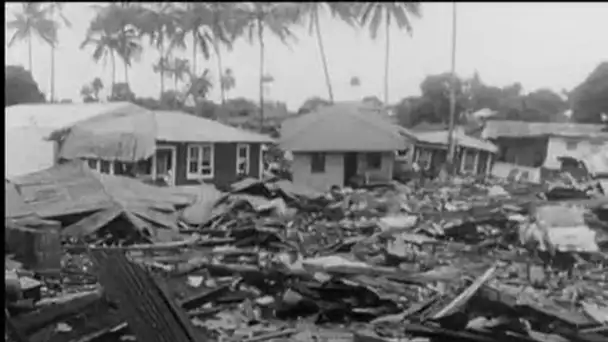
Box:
6, 175, 608, 342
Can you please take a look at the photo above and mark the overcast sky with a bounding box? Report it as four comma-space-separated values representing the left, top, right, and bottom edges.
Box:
5, 2, 608, 110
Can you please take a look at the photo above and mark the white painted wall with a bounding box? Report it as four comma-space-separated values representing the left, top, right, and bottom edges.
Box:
292, 153, 344, 192
544, 136, 608, 169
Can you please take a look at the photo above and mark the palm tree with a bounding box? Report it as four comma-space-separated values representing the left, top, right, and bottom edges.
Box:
172, 2, 239, 103
7, 3, 58, 75
185, 69, 213, 105
44, 3, 71, 103
220, 68, 236, 100
359, 2, 421, 105
232, 3, 299, 129
87, 4, 143, 88
168, 58, 191, 91
295, 3, 358, 103
153, 56, 172, 94
81, 27, 120, 89
91, 77, 104, 99
137, 4, 178, 97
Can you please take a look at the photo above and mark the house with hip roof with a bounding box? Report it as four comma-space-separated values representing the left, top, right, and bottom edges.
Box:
279, 102, 412, 191
6, 102, 274, 187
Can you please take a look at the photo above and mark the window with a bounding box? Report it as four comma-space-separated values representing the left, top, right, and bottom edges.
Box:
85, 158, 115, 175
310, 152, 326, 173
565, 139, 578, 151
461, 149, 477, 174
395, 149, 409, 160
187, 144, 214, 179
366, 153, 382, 170
87, 159, 98, 170
415, 149, 433, 170
236, 144, 250, 175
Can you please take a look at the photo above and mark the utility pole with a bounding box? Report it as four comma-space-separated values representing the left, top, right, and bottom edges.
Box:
446, 2, 458, 174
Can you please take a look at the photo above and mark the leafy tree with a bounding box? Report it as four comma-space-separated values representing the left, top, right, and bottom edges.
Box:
184, 69, 213, 104
5, 65, 45, 107
570, 61, 608, 123
358, 2, 421, 104
80, 77, 104, 103
168, 57, 191, 91
298, 96, 331, 114
294, 3, 358, 103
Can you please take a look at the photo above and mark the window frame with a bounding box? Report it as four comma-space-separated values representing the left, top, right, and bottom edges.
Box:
460, 149, 479, 174
186, 144, 215, 180
415, 148, 433, 170
85, 158, 115, 175
366, 152, 383, 170
236, 144, 251, 176
310, 152, 326, 173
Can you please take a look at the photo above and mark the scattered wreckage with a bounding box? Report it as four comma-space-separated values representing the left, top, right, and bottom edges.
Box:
5, 162, 608, 342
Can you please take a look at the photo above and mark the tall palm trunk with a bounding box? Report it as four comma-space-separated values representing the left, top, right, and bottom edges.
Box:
28, 34, 33, 73
215, 42, 225, 105
314, 10, 333, 103
258, 20, 265, 132
50, 45, 55, 103
383, 13, 390, 106
192, 32, 197, 76
110, 51, 116, 90
159, 46, 165, 97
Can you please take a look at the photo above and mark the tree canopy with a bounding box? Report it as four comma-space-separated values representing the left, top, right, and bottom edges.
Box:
394, 71, 570, 127
570, 61, 608, 123
5, 65, 45, 107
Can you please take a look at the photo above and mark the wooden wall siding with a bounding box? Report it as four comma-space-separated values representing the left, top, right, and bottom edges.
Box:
170, 141, 261, 187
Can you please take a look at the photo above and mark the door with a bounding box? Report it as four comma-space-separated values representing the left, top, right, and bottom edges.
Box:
343, 152, 358, 186
154, 146, 176, 185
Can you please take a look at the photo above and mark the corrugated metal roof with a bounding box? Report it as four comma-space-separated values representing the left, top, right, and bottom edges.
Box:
153, 111, 274, 143
280, 102, 409, 152
413, 130, 498, 153
482, 120, 608, 139
6, 102, 136, 130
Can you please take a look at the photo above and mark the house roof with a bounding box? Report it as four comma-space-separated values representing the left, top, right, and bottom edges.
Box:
5, 180, 36, 219
413, 130, 498, 153
49, 107, 273, 162
154, 111, 273, 143
6, 126, 56, 179
482, 120, 608, 140
280, 102, 411, 152
6, 102, 138, 130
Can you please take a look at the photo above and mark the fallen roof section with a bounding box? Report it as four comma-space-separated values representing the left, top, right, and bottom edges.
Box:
12, 161, 193, 241
413, 130, 499, 153
280, 102, 410, 152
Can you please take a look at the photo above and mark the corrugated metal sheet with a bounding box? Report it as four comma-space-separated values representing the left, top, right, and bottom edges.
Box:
57, 105, 157, 162
280, 103, 409, 152
482, 120, 608, 139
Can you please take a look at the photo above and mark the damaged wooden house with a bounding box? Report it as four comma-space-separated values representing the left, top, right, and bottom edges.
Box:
6, 102, 274, 187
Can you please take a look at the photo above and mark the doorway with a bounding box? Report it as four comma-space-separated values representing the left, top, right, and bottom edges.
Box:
343, 152, 358, 186
153, 145, 176, 185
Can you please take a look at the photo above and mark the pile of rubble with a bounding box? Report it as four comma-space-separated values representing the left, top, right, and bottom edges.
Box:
5, 174, 608, 342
